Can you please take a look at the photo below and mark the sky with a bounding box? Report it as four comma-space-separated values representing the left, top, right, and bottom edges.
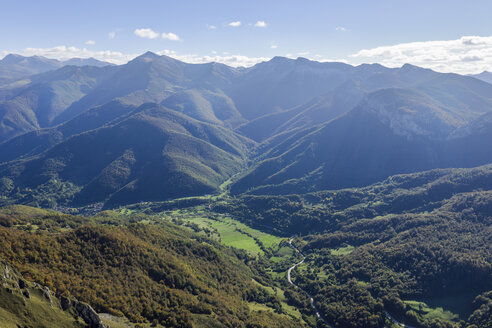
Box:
0, 0, 491, 74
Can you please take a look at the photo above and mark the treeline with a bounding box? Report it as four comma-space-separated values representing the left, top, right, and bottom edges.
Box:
215, 165, 492, 236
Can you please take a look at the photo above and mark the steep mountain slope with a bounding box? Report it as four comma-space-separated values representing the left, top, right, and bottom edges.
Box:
0, 65, 116, 141
227, 57, 355, 121
236, 63, 492, 142
232, 87, 492, 195
0, 255, 109, 328
51, 52, 242, 126
236, 81, 366, 141
0, 101, 137, 163
0, 104, 253, 207
0, 52, 245, 142
0, 205, 304, 328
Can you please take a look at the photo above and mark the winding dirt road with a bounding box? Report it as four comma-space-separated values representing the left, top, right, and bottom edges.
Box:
287, 239, 415, 328
287, 239, 331, 327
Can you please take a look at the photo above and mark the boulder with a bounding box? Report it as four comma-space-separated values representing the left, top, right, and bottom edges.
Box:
22, 289, 30, 298
74, 301, 107, 328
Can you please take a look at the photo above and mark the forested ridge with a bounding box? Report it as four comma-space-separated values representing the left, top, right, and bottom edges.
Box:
213, 166, 492, 327
0, 206, 305, 328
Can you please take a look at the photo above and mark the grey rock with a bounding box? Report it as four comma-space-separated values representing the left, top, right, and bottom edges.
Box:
43, 286, 51, 300
74, 301, 108, 328
3, 265, 9, 280
22, 289, 30, 298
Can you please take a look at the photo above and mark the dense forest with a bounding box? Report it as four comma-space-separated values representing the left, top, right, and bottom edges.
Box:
211, 166, 492, 327
1, 164, 492, 327
0, 206, 306, 328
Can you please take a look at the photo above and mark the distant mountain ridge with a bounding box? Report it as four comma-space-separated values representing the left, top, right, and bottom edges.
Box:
0, 53, 113, 84
471, 71, 492, 84
1, 52, 492, 206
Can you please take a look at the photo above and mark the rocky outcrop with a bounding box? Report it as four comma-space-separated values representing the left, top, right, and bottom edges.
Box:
1, 257, 109, 328
22, 289, 30, 298
73, 301, 108, 328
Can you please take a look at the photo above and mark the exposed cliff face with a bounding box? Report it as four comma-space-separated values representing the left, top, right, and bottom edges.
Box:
0, 258, 108, 328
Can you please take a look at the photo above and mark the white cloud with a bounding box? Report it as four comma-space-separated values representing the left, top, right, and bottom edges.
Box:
161, 32, 180, 41
156, 49, 268, 67
108, 31, 116, 39
134, 28, 159, 39
271, 45, 278, 49
350, 35, 492, 74
298, 51, 310, 56
254, 21, 267, 28
85, 40, 95, 45
335, 26, 347, 32
228, 21, 241, 27
207, 25, 217, 29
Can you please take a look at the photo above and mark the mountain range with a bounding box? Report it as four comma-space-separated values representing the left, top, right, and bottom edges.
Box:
0, 54, 112, 84
1, 51, 492, 328
0, 52, 492, 207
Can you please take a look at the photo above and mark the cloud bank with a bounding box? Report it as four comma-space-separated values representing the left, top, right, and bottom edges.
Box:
351, 35, 492, 74
1, 35, 490, 73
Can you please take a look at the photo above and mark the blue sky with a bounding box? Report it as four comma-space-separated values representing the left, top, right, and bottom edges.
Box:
1, 0, 491, 73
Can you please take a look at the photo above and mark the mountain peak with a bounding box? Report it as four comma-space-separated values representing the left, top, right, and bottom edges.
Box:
400, 63, 433, 73
142, 51, 159, 58
401, 63, 420, 70
0, 53, 26, 64
269, 56, 293, 63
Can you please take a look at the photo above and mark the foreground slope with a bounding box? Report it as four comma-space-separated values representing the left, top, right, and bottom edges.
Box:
0, 205, 304, 328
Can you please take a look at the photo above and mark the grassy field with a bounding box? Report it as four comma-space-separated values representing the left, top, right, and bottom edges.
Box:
330, 245, 355, 256
251, 280, 304, 320
404, 300, 460, 324
154, 207, 283, 255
